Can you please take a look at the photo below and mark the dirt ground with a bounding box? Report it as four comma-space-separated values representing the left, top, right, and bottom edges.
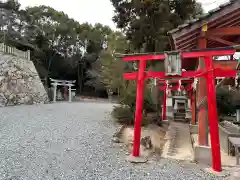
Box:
119, 124, 168, 157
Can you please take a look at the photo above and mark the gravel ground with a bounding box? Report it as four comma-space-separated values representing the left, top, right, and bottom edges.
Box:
0, 102, 225, 180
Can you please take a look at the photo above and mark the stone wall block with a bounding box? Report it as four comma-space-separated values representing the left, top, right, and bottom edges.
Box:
0, 52, 49, 106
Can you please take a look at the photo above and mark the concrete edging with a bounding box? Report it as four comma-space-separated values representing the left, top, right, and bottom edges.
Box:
189, 124, 212, 165
193, 145, 212, 165
189, 124, 198, 134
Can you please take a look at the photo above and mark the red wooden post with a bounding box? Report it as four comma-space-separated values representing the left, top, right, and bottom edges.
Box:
162, 81, 167, 121
205, 56, 222, 172
198, 28, 208, 146
132, 60, 146, 157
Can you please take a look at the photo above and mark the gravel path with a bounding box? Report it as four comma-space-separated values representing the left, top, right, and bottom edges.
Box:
0, 102, 224, 180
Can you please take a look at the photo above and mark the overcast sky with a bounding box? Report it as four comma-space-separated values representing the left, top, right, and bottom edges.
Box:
16, 0, 230, 30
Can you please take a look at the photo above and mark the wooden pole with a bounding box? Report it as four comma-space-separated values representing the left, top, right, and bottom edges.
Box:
205, 56, 222, 172
198, 24, 208, 146
132, 60, 146, 156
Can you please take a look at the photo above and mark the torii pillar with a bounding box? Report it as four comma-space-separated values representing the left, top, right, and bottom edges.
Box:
198, 24, 208, 145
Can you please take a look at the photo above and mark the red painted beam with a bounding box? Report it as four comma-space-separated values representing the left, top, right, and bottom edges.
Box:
214, 60, 237, 70
123, 69, 237, 80
123, 54, 165, 61
123, 48, 236, 61
214, 69, 236, 77
124, 70, 206, 80
123, 73, 137, 80
146, 70, 205, 79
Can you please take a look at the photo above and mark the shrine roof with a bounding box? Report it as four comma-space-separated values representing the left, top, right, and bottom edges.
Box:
168, 0, 240, 51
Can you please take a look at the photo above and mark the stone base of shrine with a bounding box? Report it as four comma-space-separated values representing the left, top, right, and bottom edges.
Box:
189, 125, 212, 164
166, 106, 174, 120
193, 143, 212, 165
162, 122, 237, 167
191, 130, 236, 167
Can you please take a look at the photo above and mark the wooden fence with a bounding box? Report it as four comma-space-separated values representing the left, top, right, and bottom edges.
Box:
0, 43, 30, 60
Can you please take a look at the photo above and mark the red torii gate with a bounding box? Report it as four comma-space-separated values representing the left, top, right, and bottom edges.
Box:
158, 79, 194, 121
122, 47, 237, 172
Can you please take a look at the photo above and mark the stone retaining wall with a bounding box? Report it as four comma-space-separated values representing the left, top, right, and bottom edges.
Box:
219, 121, 240, 154
0, 52, 49, 106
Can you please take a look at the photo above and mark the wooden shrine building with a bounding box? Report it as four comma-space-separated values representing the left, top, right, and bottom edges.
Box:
168, 0, 240, 146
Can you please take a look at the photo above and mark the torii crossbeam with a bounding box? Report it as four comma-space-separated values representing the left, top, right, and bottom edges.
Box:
121, 47, 237, 172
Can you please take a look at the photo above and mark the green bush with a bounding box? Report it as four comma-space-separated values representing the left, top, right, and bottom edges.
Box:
112, 105, 152, 126
144, 85, 160, 113
118, 81, 159, 113
112, 105, 134, 125
111, 79, 162, 126
216, 88, 236, 116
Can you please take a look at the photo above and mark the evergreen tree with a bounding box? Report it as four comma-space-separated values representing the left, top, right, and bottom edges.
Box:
111, 0, 203, 52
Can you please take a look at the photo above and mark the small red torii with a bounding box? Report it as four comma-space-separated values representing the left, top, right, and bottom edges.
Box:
122, 47, 237, 172
158, 79, 194, 121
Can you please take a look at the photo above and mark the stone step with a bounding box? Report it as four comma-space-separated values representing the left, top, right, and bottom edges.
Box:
174, 114, 185, 116
174, 117, 186, 120
174, 119, 189, 123
174, 113, 186, 115
175, 118, 186, 120
174, 115, 186, 118
174, 118, 186, 120
162, 121, 193, 161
